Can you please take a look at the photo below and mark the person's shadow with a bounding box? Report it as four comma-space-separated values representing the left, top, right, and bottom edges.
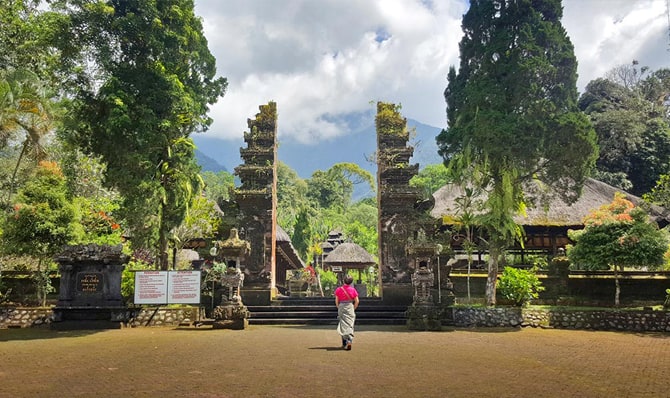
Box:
308, 346, 345, 351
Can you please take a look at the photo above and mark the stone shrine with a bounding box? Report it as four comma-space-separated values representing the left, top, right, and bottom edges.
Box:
211, 228, 250, 329
405, 233, 448, 331
52, 244, 128, 329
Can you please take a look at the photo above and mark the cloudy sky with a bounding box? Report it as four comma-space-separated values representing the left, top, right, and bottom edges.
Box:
194, 0, 669, 145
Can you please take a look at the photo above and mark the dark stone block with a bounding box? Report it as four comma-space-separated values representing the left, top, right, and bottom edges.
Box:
240, 288, 272, 306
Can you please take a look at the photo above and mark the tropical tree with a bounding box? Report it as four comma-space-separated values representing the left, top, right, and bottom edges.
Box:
307, 163, 374, 212
291, 207, 313, 260
306, 169, 341, 210
644, 174, 670, 209
409, 163, 451, 200
72, 196, 123, 246
579, 63, 670, 196
201, 170, 235, 206
437, 0, 599, 305
327, 162, 375, 211
276, 161, 309, 235
169, 195, 221, 268
567, 193, 668, 306
0, 161, 77, 305
55, 0, 227, 269
445, 183, 486, 302
341, 199, 378, 255
0, 68, 53, 207
0, 0, 63, 79
0, 2, 73, 213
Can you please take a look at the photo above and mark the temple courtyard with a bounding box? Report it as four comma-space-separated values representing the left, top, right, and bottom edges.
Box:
1, 325, 668, 397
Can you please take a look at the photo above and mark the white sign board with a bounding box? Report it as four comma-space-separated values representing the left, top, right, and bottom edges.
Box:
134, 271, 168, 305
168, 271, 201, 304
134, 270, 201, 305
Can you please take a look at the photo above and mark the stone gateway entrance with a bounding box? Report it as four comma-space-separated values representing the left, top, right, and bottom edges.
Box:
231, 102, 446, 308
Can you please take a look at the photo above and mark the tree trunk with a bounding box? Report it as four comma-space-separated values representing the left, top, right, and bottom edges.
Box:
5, 139, 29, 207
486, 244, 501, 306
614, 264, 620, 307
157, 201, 169, 270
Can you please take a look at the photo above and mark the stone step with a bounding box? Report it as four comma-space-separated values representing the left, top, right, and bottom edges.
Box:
249, 310, 406, 319
248, 318, 407, 326
270, 297, 387, 306
246, 299, 408, 326
249, 305, 408, 312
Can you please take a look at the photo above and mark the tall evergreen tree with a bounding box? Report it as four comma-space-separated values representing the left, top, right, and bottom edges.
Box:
437, 0, 598, 305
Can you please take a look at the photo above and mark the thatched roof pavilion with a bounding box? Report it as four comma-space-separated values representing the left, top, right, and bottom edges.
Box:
323, 242, 376, 271
323, 242, 376, 290
430, 178, 670, 253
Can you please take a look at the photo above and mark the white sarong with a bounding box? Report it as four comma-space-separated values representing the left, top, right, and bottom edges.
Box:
337, 302, 356, 341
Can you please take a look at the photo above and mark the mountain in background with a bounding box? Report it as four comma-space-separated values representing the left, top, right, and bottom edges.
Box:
193, 111, 443, 178
195, 149, 228, 173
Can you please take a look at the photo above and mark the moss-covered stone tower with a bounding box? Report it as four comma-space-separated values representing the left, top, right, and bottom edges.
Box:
233, 102, 278, 304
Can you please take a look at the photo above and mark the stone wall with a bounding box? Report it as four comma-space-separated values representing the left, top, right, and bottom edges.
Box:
0, 307, 53, 328
449, 273, 670, 304
452, 307, 670, 332
0, 306, 201, 329
127, 307, 202, 327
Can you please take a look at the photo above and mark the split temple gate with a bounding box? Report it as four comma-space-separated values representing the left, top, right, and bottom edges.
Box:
230, 101, 441, 306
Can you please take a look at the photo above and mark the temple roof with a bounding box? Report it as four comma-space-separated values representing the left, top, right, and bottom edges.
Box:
323, 242, 376, 268
430, 178, 670, 226
431, 178, 670, 227
276, 225, 305, 269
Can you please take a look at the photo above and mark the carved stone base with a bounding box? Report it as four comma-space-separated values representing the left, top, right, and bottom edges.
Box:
51, 306, 127, 330
406, 303, 442, 331
240, 288, 273, 306
212, 318, 249, 330
212, 304, 250, 330
379, 284, 413, 306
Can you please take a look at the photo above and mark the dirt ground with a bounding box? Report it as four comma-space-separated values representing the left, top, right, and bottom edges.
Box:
0, 324, 668, 398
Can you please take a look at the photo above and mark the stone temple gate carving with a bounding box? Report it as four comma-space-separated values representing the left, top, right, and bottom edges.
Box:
231, 101, 445, 306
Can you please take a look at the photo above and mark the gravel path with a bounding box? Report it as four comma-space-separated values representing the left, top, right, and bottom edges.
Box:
1, 325, 668, 397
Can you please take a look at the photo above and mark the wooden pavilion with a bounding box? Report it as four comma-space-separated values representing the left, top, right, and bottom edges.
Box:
323, 242, 376, 296
430, 178, 670, 260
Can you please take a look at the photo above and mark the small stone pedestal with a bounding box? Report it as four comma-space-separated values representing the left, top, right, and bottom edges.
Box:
52, 244, 128, 330
405, 238, 443, 331
406, 303, 443, 331
406, 266, 442, 331
212, 300, 249, 330
212, 266, 249, 329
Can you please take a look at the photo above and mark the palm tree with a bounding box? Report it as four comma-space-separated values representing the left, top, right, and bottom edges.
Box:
0, 68, 53, 206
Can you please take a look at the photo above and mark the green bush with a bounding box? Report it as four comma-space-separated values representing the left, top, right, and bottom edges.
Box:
31, 268, 55, 307
497, 266, 545, 306
121, 259, 154, 304
318, 269, 337, 297
0, 269, 8, 304
664, 289, 670, 308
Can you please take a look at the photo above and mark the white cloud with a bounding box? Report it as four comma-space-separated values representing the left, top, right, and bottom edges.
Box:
196, 0, 669, 144
562, 0, 668, 91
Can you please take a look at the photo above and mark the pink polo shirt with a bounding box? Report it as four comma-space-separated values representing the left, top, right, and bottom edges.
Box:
335, 285, 358, 301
